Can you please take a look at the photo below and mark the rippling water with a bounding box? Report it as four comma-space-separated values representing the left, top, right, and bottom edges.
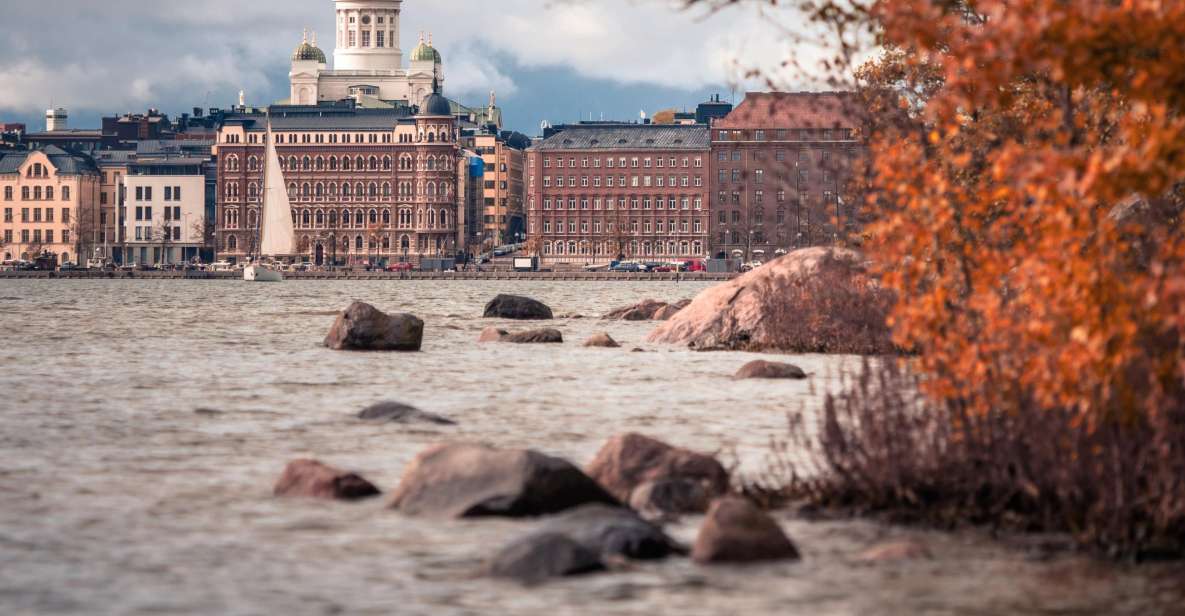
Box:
0, 280, 1180, 615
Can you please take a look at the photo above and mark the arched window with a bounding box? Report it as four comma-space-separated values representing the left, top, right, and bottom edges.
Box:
301, 210, 311, 226
247, 156, 259, 171
329, 183, 338, 197
288, 183, 297, 199
45, 186, 54, 200
247, 182, 258, 200
543, 242, 552, 255
427, 132, 435, 143
247, 209, 259, 228
315, 183, 324, 197
368, 209, 378, 225
417, 209, 424, 227
427, 209, 436, 228
368, 183, 377, 198
356, 210, 364, 226
426, 156, 436, 171
315, 210, 324, 226
382, 236, 390, 250
439, 208, 448, 228
355, 156, 364, 170
301, 182, 310, 198
382, 182, 391, 197
342, 157, 352, 171
328, 210, 338, 226
381, 209, 390, 225
315, 156, 324, 170
556, 241, 565, 255
427, 182, 436, 197
288, 156, 298, 170
382, 156, 391, 170
228, 235, 238, 251
226, 155, 239, 172
439, 131, 448, 143
369, 156, 378, 170
329, 156, 339, 171
355, 235, 363, 250
342, 183, 352, 197
302, 156, 311, 171
355, 183, 364, 198
342, 209, 352, 226
400, 235, 410, 251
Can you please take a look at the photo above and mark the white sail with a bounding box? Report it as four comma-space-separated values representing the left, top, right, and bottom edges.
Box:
259, 123, 295, 257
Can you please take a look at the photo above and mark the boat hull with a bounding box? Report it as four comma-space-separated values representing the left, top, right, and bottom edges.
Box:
243, 265, 284, 282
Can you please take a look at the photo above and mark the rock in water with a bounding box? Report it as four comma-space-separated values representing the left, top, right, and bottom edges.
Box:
477, 326, 508, 342
586, 433, 729, 509
535, 504, 684, 560
604, 299, 669, 321
485, 533, 605, 585
648, 247, 890, 353
389, 443, 619, 518
274, 459, 380, 500
629, 478, 712, 518
692, 497, 800, 563
583, 332, 621, 348
504, 328, 563, 344
734, 360, 807, 380
484, 294, 554, 320
324, 301, 423, 351
358, 401, 456, 425
857, 539, 933, 563
652, 304, 682, 321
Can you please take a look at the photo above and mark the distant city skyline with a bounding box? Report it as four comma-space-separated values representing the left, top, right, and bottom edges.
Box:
0, 0, 818, 135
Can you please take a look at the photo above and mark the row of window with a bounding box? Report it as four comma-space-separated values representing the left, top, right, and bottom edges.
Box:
716, 129, 853, 141
223, 233, 445, 254
3, 207, 71, 224
5, 229, 70, 244
539, 240, 704, 257
224, 128, 453, 146
539, 156, 703, 170
538, 218, 704, 235
717, 168, 839, 184
24, 163, 50, 178
224, 153, 453, 173
716, 147, 849, 163
535, 196, 704, 211
538, 174, 703, 189
222, 180, 452, 201
132, 186, 183, 202
715, 190, 836, 206
133, 206, 183, 221
3, 186, 71, 201
222, 207, 453, 230
132, 225, 183, 241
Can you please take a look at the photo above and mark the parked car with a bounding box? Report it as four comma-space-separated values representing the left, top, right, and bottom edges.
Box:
610, 262, 644, 273
386, 262, 414, 272
683, 259, 706, 272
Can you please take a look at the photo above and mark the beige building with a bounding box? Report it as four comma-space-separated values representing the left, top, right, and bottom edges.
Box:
467, 133, 524, 247
0, 146, 100, 264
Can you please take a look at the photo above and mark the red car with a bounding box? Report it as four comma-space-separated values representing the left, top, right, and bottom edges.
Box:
385, 262, 414, 272
683, 260, 706, 272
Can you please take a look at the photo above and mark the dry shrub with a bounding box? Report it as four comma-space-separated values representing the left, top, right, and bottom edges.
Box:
754, 264, 897, 355
744, 359, 1185, 559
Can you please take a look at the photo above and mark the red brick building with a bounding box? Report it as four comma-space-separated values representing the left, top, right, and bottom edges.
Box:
525, 124, 710, 265
213, 96, 462, 266
710, 92, 866, 260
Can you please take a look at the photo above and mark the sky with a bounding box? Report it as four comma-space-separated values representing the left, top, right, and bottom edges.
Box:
0, 0, 837, 136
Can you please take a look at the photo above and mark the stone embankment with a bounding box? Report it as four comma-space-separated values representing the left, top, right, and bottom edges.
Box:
0, 270, 736, 282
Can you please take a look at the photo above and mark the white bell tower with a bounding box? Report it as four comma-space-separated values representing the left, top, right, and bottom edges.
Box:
333, 0, 403, 72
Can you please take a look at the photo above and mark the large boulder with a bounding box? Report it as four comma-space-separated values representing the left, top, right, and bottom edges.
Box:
504, 328, 563, 344
583, 332, 620, 348
692, 497, 800, 564
389, 443, 619, 518
273, 459, 380, 501
324, 301, 423, 351
734, 360, 807, 380
585, 433, 729, 511
484, 533, 605, 585
358, 401, 456, 425
648, 247, 894, 354
534, 504, 683, 560
484, 294, 554, 320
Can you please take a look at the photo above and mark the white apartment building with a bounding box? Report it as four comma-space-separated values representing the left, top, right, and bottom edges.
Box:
123, 159, 207, 265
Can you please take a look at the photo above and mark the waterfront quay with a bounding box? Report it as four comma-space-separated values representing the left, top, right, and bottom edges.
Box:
0, 269, 735, 282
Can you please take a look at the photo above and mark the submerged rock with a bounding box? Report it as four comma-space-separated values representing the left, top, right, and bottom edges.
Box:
648, 247, 888, 353
734, 360, 807, 380
484, 294, 554, 320
535, 504, 683, 560
273, 459, 380, 501
389, 443, 619, 518
652, 303, 685, 321
324, 301, 423, 351
357, 401, 456, 425
504, 328, 563, 344
586, 433, 729, 510
692, 497, 800, 564
477, 326, 508, 342
583, 332, 621, 348
858, 539, 933, 563
604, 299, 674, 321
485, 533, 605, 585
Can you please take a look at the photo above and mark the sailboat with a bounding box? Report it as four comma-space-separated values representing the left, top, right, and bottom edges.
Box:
244, 115, 295, 282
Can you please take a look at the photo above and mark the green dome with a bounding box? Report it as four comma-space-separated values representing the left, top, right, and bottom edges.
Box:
411, 42, 442, 64
293, 42, 326, 63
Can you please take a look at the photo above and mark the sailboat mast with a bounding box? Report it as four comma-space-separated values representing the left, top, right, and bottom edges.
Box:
257, 112, 269, 261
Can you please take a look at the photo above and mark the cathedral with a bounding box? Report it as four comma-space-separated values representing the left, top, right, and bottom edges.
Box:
288, 0, 443, 109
